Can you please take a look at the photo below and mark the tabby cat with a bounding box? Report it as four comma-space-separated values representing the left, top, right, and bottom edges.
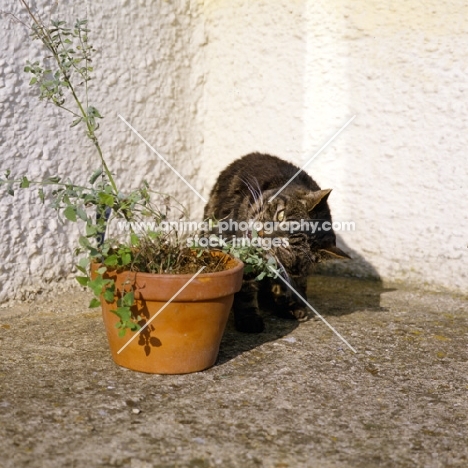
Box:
203, 153, 349, 333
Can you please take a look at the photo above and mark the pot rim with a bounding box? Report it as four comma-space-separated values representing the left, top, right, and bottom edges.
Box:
92, 250, 244, 279
95, 250, 244, 302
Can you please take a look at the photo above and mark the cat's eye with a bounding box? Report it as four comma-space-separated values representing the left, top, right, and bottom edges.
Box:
276, 209, 285, 222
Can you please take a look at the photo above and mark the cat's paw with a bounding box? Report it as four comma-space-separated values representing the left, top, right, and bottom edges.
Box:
234, 309, 265, 333
290, 307, 308, 321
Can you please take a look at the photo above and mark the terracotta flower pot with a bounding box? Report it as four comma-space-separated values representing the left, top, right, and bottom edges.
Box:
95, 253, 243, 374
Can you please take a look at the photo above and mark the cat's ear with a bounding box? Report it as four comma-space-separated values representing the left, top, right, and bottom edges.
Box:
303, 189, 332, 212
319, 246, 351, 260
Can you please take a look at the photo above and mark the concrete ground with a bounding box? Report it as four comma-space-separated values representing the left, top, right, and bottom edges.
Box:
0, 274, 467, 468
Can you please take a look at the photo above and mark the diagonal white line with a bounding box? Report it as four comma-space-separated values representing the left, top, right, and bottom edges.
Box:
268, 114, 356, 203
118, 114, 207, 203
117, 266, 206, 354
268, 266, 357, 353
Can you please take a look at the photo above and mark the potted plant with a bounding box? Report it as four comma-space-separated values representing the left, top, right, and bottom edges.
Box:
1, 1, 274, 374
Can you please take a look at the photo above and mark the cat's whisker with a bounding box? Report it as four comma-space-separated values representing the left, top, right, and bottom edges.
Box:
237, 177, 257, 211
240, 176, 266, 221
252, 177, 265, 208
243, 177, 261, 207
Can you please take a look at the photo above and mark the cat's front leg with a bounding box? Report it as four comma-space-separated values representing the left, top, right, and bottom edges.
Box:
289, 276, 309, 320
233, 279, 264, 333
267, 276, 309, 321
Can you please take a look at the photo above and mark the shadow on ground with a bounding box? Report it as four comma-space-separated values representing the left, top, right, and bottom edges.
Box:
219, 244, 393, 365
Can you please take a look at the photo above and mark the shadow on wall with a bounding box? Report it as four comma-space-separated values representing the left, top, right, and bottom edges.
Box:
217, 235, 393, 365
314, 234, 382, 280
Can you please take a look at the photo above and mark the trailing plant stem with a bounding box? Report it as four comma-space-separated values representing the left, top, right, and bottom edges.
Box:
20, 0, 118, 194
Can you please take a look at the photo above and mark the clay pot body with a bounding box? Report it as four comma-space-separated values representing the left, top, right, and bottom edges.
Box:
97, 254, 243, 374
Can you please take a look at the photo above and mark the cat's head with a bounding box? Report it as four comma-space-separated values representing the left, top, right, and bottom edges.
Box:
248, 185, 349, 274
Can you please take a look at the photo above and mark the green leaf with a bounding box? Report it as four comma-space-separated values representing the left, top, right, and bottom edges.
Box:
96, 266, 107, 275
76, 257, 90, 274
20, 176, 30, 188
122, 291, 134, 307
104, 255, 118, 267
76, 276, 89, 286
89, 168, 102, 184
88, 276, 111, 296
63, 205, 77, 222
130, 233, 139, 246
38, 188, 45, 203
87, 106, 103, 118
42, 79, 56, 88
79, 235, 92, 249
112, 306, 132, 322
103, 288, 115, 303
75, 265, 86, 274
70, 117, 82, 128
98, 192, 114, 207
89, 298, 101, 308
29, 77, 37, 85
85, 224, 97, 237
76, 206, 88, 221
121, 252, 131, 266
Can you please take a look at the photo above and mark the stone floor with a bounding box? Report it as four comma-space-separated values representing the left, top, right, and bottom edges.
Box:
0, 275, 467, 468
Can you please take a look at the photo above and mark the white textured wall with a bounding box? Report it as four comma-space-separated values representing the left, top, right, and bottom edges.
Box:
201, 0, 307, 184
0, 0, 206, 301
1, 0, 467, 301
301, 0, 468, 292
201, 0, 468, 293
